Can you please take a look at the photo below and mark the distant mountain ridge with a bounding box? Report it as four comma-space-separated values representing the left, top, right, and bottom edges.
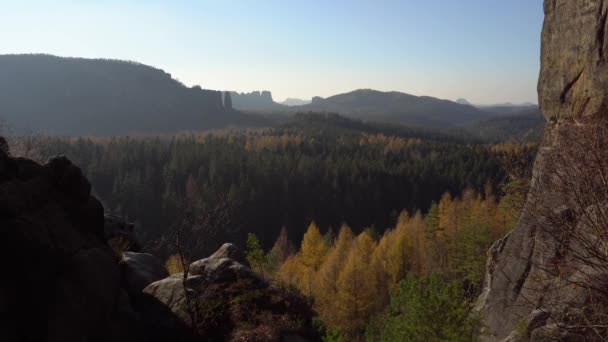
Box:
456, 98, 472, 105
288, 89, 486, 128
0, 54, 267, 135
279, 98, 311, 106
0, 54, 539, 135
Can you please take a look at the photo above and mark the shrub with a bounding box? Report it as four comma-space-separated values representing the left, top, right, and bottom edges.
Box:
367, 273, 480, 342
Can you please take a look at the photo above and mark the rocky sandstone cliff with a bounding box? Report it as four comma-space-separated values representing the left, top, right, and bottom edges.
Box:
0, 149, 137, 341
478, 1, 608, 341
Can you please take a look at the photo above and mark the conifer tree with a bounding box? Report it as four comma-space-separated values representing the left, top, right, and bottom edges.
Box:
315, 224, 354, 327
279, 253, 306, 287
245, 233, 267, 278
372, 229, 394, 309
301, 222, 329, 295
267, 226, 295, 276
335, 231, 377, 339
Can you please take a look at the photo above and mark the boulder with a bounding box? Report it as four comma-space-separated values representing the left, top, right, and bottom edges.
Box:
190, 242, 248, 268
144, 244, 320, 342
0, 152, 138, 341
121, 252, 169, 297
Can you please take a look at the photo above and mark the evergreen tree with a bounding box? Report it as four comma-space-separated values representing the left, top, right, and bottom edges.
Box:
369, 273, 480, 342
245, 233, 267, 278
267, 226, 295, 276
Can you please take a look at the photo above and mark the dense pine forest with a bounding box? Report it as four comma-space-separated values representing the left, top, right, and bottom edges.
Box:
34, 114, 536, 258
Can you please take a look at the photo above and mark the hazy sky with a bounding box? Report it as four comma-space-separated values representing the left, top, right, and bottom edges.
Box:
1, 0, 543, 104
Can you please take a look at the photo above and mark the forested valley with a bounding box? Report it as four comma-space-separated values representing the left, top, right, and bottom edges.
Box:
21, 112, 538, 340
32, 113, 534, 252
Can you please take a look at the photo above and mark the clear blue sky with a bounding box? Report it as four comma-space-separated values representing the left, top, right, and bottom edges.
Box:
0, 0, 544, 104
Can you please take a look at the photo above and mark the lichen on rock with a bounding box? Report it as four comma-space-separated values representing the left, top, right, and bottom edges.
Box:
478, 2, 608, 340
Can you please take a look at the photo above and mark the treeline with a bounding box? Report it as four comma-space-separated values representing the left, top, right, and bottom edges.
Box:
250, 187, 521, 341
36, 114, 535, 258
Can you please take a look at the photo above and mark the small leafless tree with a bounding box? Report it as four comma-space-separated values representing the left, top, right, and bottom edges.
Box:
169, 193, 235, 331
514, 117, 608, 339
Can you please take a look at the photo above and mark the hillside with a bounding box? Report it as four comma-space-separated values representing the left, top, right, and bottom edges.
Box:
289, 89, 486, 128
279, 98, 311, 106
0, 54, 268, 135
462, 106, 545, 142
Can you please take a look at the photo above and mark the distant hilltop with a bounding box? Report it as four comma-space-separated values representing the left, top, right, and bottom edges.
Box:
279, 98, 311, 106
285, 89, 486, 128
456, 98, 472, 106
0, 54, 267, 135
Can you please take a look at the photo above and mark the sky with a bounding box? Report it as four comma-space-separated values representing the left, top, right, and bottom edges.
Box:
0, 0, 544, 104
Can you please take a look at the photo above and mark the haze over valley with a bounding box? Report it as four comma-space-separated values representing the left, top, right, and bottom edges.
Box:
0, 54, 542, 141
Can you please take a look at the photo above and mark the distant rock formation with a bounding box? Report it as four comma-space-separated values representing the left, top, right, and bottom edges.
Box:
223, 91, 233, 111
311, 96, 324, 104
229, 90, 286, 111
477, 1, 608, 340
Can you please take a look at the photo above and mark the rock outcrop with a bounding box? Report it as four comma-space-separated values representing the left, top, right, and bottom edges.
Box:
0, 149, 137, 341
229, 90, 286, 111
121, 252, 169, 298
537, 0, 608, 121
144, 243, 320, 341
0, 142, 319, 342
478, 1, 608, 341
223, 91, 233, 111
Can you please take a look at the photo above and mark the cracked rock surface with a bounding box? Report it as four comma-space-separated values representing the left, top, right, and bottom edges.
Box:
478, 1, 608, 340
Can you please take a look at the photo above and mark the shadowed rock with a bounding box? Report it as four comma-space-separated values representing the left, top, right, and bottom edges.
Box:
0, 152, 138, 341
144, 244, 320, 342
478, 1, 608, 340
121, 252, 169, 298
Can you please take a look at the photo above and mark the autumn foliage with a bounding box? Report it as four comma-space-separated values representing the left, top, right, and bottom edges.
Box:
267, 187, 519, 340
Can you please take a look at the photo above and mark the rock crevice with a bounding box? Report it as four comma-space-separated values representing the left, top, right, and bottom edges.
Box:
479, 1, 608, 340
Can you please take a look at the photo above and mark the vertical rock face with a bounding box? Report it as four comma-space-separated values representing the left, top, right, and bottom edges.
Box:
223, 91, 233, 111
538, 0, 608, 121
478, 1, 608, 341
